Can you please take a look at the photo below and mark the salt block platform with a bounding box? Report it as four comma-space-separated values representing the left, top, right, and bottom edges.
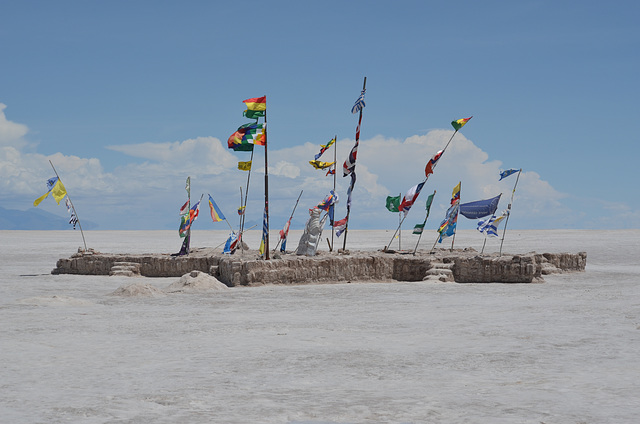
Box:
52, 247, 587, 286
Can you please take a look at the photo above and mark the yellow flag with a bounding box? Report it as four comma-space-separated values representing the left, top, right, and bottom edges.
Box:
238, 161, 252, 171
51, 179, 67, 204
33, 177, 67, 207
309, 160, 335, 170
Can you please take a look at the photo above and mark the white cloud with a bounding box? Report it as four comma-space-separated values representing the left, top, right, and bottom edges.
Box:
1, 105, 637, 230
0, 104, 29, 149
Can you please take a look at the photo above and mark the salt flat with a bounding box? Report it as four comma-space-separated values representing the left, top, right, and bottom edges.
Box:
1, 229, 639, 423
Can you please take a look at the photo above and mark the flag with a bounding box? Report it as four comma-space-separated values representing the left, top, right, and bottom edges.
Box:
346, 172, 356, 211
386, 195, 400, 213
314, 137, 336, 160
243, 109, 265, 119
333, 216, 348, 237
437, 203, 459, 243
237, 205, 246, 215
185, 177, 190, 197
343, 139, 359, 176
179, 200, 189, 216
65, 197, 78, 229
238, 161, 252, 171
477, 210, 509, 237
425, 150, 443, 178
399, 181, 425, 216
259, 206, 268, 256
190, 201, 200, 223
425, 192, 435, 217
179, 214, 190, 238
223, 232, 239, 254
179, 200, 200, 237
451, 182, 461, 205
243, 96, 266, 111
499, 168, 520, 181
317, 190, 338, 211
279, 218, 291, 253
351, 89, 366, 114
412, 223, 425, 235
208, 194, 225, 222
326, 164, 335, 176
33, 176, 67, 207
459, 194, 501, 219
451, 116, 472, 131
227, 123, 265, 151
309, 160, 335, 170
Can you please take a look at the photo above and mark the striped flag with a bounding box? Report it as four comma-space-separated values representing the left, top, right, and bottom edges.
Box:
477, 210, 509, 237
399, 181, 425, 216
451, 116, 472, 131
333, 216, 348, 237
351, 89, 366, 114
208, 194, 225, 222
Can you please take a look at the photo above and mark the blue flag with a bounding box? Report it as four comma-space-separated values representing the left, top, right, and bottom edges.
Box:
499, 169, 519, 181
459, 194, 501, 219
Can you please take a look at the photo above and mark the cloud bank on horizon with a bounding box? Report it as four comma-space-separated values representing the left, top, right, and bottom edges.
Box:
2, 102, 635, 232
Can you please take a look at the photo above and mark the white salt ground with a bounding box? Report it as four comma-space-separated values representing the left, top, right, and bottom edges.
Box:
1, 229, 639, 423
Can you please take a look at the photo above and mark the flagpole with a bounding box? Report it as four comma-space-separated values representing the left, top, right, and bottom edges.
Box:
398, 192, 402, 250
499, 168, 522, 256
273, 189, 303, 252
48, 160, 88, 252
342, 76, 366, 252
413, 190, 436, 255
240, 148, 255, 255
238, 187, 243, 232
450, 183, 460, 252
331, 134, 337, 251
263, 96, 270, 260
385, 212, 409, 251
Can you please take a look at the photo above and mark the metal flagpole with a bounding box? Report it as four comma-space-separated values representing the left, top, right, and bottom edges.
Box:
48, 160, 88, 251
499, 168, 522, 256
342, 77, 366, 252
263, 97, 270, 260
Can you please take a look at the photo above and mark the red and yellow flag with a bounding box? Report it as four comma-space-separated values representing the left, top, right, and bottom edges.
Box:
243, 96, 266, 111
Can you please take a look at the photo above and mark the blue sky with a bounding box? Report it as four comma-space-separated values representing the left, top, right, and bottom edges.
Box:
1, 0, 639, 233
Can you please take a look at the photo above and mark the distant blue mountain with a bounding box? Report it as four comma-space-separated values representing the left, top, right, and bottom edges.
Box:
0, 206, 98, 230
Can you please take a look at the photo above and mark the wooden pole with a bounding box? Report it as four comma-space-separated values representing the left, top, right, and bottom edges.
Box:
239, 149, 255, 255
342, 76, 366, 252
499, 168, 522, 256
331, 134, 337, 251
413, 190, 436, 255
273, 189, 303, 253
48, 160, 88, 251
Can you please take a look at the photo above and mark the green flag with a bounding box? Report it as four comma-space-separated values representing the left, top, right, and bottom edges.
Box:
425, 192, 435, 217
386, 195, 400, 212
185, 176, 191, 198
413, 223, 425, 235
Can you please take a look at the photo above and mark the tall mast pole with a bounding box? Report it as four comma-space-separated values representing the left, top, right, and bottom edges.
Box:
263, 96, 270, 260
48, 160, 88, 252
499, 168, 522, 256
331, 134, 337, 251
342, 76, 366, 251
